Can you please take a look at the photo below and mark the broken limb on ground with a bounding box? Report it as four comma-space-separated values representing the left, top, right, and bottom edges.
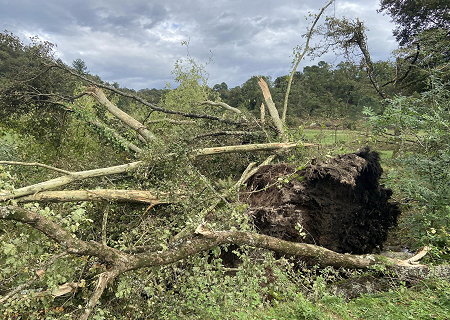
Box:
242, 147, 401, 255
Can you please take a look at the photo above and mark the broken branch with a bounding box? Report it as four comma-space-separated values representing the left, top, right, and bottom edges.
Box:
15, 189, 166, 204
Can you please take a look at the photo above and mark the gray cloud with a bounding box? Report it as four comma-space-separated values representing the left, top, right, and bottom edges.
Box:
0, 0, 398, 89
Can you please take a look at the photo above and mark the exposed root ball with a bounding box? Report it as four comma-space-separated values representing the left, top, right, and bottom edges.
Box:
242, 147, 401, 254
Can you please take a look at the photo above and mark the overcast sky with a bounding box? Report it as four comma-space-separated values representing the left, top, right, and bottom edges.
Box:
0, 0, 398, 90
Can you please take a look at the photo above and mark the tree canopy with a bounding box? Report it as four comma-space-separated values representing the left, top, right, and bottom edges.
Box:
379, 0, 450, 46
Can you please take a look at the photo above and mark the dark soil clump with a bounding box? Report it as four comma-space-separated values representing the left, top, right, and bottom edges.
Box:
242, 147, 401, 254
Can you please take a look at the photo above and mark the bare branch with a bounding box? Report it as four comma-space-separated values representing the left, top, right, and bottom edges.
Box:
193, 142, 308, 157
1, 143, 314, 202
195, 131, 262, 139
87, 86, 157, 142
0, 161, 143, 201
282, 0, 335, 122
0, 161, 73, 175
146, 118, 196, 125
0, 205, 126, 264
260, 103, 265, 124
237, 154, 276, 186
257, 77, 284, 136
200, 100, 242, 114
80, 269, 122, 320
15, 189, 166, 204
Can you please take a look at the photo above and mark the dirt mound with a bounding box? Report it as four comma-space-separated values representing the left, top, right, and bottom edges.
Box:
242, 147, 401, 254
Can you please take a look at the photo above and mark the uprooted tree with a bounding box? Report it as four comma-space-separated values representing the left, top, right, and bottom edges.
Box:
0, 5, 436, 320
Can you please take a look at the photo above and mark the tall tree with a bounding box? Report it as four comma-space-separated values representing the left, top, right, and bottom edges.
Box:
72, 58, 89, 75
378, 0, 450, 46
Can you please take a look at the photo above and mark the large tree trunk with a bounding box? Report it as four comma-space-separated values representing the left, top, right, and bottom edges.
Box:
15, 189, 165, 204
242, 147, 401, 254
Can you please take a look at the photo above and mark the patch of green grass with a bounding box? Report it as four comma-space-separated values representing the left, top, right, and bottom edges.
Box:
378, 150, 394, 159
303, 128, 357, 145
251, 278, 450, 320
327, 278, 450, 319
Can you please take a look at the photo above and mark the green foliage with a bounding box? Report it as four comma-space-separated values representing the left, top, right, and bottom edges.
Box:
379, 0, 450, 46
369, 74, 450, 256
72, 58, 89, 75
325, 277, 450, 319
163, 42, 217, 113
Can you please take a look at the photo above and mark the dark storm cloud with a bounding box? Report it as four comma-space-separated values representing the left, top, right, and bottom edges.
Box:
0, 0, 398, 89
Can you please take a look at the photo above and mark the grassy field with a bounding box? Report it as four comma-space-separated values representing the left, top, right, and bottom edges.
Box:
301, 127, 395, 159
302, 128, 359, 145
255, 278, 450, 320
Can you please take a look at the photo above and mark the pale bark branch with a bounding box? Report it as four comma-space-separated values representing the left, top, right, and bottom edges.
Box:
1, 143, 314, 201
0, 161, 142, 201
237, 155, 276, 186
0, 282, 32, 303
0, 161, 73, 175
260, 103, 265, 124
33, 282, 80, 298
86, 86, 156, 142
195, 131, 262, 139
80, 269, 122, 320
193, 142, 309, 157
200, 100, 242, 114
258, 78, 284, 136
146, 118, 196, 125
15, 189, 165, 204
282, 0, 335, 122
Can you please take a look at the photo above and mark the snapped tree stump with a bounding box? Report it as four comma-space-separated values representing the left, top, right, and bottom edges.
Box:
242, 147, 401, 254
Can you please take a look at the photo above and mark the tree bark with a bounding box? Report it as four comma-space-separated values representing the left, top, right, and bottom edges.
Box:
0, 161, 72, 174
193, 142, 310, 157
86, 86, 156, 142
0, 161, 142, 201
0, 142, 316, 201
0, 205, 427, 271
15, 189, 165, 204
80, 269, 123, 320
195, 131, 262, 139
200, 100, 242, 114
257, 78, 284, 136
53, 64, 244, 125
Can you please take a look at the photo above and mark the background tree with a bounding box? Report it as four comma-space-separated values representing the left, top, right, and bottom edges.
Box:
72, 58, 89, 75
378, 0, 450, 46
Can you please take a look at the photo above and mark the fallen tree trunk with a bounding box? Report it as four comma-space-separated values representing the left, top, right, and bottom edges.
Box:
15, 189, 165, 204
0, 161, 143, 201
243, 147, 401, 254
86, 86, 157, 142
0, 204, 434, 320
1, 142, 315, 201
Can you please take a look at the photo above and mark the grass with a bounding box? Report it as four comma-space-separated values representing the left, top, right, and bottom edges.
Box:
300, 128, 396, 160
249, 278, 450, 320
302, 128, 358, 145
